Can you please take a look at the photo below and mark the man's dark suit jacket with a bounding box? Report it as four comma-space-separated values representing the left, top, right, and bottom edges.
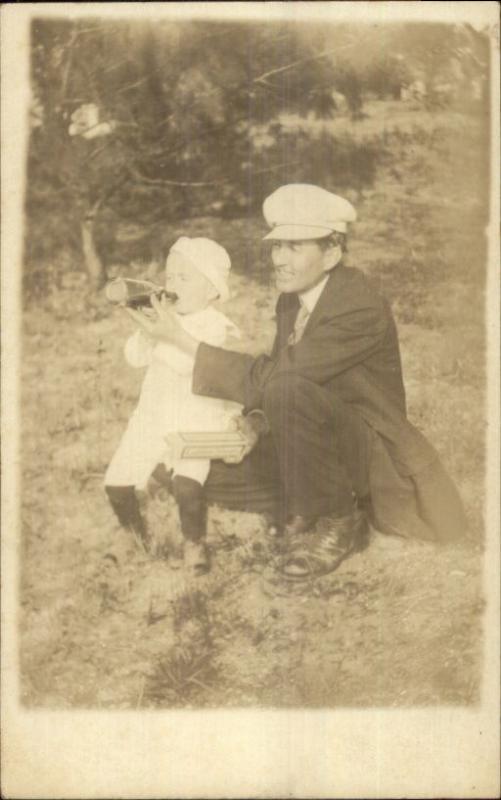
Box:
193, 265, 466, 542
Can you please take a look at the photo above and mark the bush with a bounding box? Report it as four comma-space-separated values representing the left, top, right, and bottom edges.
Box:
363, 56, 412, 100
219, 127, 382, 217
23, 125, 384, 300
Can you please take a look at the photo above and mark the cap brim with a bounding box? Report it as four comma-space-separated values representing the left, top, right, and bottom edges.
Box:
262, 224, 344, 241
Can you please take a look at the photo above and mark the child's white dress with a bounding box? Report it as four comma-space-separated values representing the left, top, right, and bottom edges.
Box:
105, 306, 243, 489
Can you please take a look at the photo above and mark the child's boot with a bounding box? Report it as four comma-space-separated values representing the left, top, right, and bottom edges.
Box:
172, 475, 210, 574
105, 485, 150, 552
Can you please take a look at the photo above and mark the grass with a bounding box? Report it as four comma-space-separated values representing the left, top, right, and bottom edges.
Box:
20, 100, 487, 708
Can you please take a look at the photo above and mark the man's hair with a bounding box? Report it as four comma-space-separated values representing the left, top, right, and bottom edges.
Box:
318, 232, 348, 254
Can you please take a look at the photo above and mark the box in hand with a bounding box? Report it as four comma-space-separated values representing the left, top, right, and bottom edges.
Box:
165, 431, 248, 461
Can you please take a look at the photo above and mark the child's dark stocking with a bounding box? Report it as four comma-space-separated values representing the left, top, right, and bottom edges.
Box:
172, 475, 207, 541
105, 485, 149, 550
172, 475, 209, 572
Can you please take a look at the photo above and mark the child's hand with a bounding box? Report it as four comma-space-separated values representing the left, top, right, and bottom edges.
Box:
124, 295, 185, 345
122, 306, 155, 338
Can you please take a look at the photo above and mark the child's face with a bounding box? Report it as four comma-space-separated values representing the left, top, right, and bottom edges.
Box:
165, 252, 218, 314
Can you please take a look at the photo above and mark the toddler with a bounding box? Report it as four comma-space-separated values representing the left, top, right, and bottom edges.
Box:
104, 237, 243, 573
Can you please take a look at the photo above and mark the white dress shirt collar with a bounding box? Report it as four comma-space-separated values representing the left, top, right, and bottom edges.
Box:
298, 273, 330, 314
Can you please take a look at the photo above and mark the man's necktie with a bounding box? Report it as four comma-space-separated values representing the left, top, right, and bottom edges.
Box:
288, 299, 310, 345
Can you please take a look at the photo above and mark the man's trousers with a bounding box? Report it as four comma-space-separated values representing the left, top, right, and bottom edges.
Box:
204, 374, 372, 521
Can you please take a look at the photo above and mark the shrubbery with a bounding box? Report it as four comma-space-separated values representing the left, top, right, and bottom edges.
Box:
24, 17, 489, 301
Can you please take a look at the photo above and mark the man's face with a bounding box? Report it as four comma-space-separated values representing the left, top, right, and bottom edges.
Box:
270, 239, 332, 293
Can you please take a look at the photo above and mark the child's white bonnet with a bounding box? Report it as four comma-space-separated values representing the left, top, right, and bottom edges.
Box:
168, 237, 231, 302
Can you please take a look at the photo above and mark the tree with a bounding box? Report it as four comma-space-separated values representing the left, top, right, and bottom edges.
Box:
27, 18, 343, 292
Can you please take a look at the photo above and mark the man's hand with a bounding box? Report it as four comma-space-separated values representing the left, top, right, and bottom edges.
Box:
123, 294, 198, 355
223, 412, 268, 464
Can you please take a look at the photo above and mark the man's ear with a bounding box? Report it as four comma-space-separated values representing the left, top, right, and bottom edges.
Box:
321, 242, 343, 272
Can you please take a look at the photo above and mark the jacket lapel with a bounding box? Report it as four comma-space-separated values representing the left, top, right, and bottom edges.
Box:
274, 292, 300, 352
300, 269, 338, 337
274, 269, 339, 351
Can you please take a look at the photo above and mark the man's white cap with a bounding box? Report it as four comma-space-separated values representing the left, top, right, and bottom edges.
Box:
168, 236, 231, 302
262, 184, 356, 240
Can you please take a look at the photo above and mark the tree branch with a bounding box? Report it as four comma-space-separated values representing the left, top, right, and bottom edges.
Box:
251, 35, 366, 86
59, 27, 80, 103
85, 174, 130, 221
245, 159, 303, 177
125, 158, 303, 194
127, 165, 226, 188
252, 47, 338, 86
115, 76, 150, 94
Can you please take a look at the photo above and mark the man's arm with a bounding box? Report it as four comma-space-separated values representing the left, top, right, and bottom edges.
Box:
192, 299, 388, 407
191, 343, 266, 407
127, 287, 388, 426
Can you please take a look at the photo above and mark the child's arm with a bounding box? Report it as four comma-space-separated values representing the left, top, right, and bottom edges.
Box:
153, 343, 195, 375
124, 329, 154, 367
152, 313, 234, 375
202, 313, 241, 348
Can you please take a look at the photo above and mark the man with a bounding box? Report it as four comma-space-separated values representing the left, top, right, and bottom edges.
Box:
131, 184, 467, 579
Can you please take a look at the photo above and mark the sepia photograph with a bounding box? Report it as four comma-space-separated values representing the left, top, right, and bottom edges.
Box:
1, 2, 499, 798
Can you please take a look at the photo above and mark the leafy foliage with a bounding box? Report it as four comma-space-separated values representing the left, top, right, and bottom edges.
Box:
27, 20, 342, 287
25, 18, 489, 298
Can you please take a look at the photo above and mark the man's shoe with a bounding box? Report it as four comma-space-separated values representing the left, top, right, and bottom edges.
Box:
283, 515, 318, 537
278, 509, 368, 581
265, 514, 316, 540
